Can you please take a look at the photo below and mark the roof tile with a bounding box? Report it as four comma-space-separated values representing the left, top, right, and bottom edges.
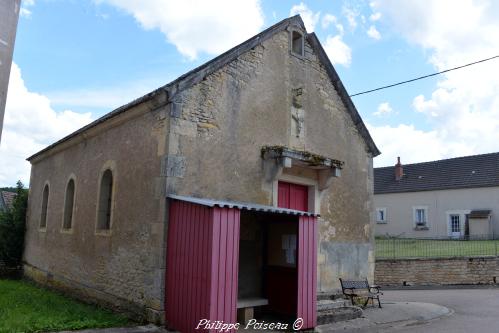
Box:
374, 152, 499, 194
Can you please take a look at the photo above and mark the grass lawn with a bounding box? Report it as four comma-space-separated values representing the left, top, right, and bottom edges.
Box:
0, 279, 130, 333
376, 238, 499, 259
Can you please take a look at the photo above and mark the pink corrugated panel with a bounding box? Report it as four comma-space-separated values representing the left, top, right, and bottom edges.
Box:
166, 200, 241, 333
297, 215, 317, 329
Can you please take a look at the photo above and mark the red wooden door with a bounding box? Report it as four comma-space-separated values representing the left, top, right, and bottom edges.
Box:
278, 181, 308, 211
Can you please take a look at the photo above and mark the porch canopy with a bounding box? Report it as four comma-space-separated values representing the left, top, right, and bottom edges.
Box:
165, 194, 318, 333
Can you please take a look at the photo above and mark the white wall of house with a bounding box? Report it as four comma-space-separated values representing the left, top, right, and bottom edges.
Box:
374, 186, 499, 238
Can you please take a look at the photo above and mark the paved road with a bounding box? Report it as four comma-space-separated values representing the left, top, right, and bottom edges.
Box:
382, 288, 499, 333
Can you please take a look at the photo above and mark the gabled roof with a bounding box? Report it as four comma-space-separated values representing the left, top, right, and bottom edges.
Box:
28, 15, 379, 162
0, 191, 16, 210
374, 152, 499, 194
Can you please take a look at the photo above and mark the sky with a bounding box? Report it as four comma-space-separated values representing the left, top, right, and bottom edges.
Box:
2, 0, 499, 186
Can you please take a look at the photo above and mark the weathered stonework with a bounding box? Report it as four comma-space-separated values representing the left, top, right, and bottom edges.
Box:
375, 257, 499, 286
24, 16, 378, 324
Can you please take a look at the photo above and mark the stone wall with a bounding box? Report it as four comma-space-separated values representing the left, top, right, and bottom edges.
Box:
375, 257, 499, 286
24, 96, 169, 323
168, 28, 375, 292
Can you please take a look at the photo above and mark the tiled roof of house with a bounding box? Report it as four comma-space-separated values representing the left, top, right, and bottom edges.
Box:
374, 152, 499, 194
0, 191, 16, 210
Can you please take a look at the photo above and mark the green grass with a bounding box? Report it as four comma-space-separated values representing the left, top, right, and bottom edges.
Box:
0, 279, 130, 333
375, 238, 499, 259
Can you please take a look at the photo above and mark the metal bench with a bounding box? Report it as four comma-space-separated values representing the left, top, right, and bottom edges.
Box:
237, 297, 269, 324
339, 278, 382, 308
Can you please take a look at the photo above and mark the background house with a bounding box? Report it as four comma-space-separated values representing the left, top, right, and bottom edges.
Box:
374, 153, 499, 239
0, 190, 16, 212
24, 16, 379, 329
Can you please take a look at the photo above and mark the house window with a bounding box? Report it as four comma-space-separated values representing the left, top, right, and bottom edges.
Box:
413, 206, 428, 228
40, 184, 49, 229
62, 178, 75, 230
291, 30, 304, 56
97, 169, 113, 231
376, 208, 387, 223
450, 214, 461, 233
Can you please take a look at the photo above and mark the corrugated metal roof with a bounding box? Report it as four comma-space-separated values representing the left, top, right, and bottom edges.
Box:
168, 194, 318, 217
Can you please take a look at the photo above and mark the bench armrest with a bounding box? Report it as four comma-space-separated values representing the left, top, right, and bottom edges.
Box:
342, 288, 358, 296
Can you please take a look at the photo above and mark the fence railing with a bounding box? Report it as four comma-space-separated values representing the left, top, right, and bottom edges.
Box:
375, 235, 499, 259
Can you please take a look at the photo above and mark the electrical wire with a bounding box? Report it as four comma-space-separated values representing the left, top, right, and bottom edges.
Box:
349, 54, 499, 97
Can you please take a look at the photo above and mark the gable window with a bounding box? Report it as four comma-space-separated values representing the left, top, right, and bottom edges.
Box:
40, 184, 49, 229
291, 30, 304, 57
413, 206, 428, 229
62, 178, 75, 230
376, 208, 387, 223
97, 169, 114, 231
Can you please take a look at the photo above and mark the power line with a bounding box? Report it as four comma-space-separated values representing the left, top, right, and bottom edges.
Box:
349, 54, 499, 97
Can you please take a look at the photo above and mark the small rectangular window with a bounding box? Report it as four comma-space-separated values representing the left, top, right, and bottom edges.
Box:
376, 208, 387, 223
291, 30, 304, 56
450, 214, 461, 233
413, 206, 428, 228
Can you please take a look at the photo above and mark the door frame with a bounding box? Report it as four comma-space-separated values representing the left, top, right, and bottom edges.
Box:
446, 210, 471, 238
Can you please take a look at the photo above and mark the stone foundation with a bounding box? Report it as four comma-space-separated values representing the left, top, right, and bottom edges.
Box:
24, 264, 164, 324
375, 257, 499, 286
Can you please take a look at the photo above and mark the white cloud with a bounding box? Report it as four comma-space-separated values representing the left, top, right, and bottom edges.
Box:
367, 25, 381, 40
20, 8, 32, 18
368, 123, 474, 167
369, 0, 499, 166
321, 13, 336, 29
342, 5, 358, 30
0, 64, 93, 186
290, 2, 320, 32
373, 102, 392, 116
20, 0, 35, 18
370, 12, 381, 21
324, 35, 352, 67
321, 13, 344, 35
95, 0, 264, 60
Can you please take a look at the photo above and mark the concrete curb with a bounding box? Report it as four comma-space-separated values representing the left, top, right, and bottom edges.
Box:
380, 284, 499, 290
315, 302, 451, 332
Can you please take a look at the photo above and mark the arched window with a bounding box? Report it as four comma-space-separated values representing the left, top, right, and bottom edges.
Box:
97, 169, 113, 230
63, 179, 75, 229
40, 184, 49, 228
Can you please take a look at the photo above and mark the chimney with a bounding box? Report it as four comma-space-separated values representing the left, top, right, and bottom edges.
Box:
395, 156, 403, 181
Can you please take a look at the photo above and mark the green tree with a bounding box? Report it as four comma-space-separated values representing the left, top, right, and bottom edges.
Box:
0, 181, 28, 267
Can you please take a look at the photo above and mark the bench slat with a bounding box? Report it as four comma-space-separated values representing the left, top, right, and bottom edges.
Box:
237, 298, 269, 309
